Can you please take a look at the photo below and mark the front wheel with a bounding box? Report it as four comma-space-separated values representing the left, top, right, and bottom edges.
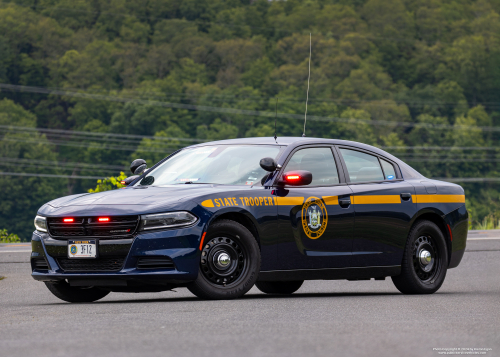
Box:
392, 220, 448, 294
187, 220, 261, 300
255, 280, 303, 295
45, 281, 110, 303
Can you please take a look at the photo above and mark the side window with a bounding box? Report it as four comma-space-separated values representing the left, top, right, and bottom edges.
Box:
339, 149, 384, 183
380, 159, 396, 180
284, 147, 339, 186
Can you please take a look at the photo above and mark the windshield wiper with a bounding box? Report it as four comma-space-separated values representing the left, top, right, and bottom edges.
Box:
173, 181, 208, 185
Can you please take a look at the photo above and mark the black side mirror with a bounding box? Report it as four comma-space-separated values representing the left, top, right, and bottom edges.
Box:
120, 175, 139, 186
279, 170, 313, 186
130, 159, 147, 175
260, 157, 277, 172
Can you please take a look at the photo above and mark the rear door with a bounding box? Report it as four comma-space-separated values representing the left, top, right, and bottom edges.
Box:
336, 147, 416, 267
275, 146, 354, 270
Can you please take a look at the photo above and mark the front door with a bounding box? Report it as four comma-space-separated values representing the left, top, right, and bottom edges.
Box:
337, 147, 417, 267
276, 146, 354, 270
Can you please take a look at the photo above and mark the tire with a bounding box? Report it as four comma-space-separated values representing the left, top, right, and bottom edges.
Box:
392, 220, 448, 294
255, 280, 303, 295
45, 281, 110, 303
187, 219, 261, 300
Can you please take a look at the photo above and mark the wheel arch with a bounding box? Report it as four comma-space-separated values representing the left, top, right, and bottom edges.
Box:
207, 209, 261, 247
409, 209, 452, 265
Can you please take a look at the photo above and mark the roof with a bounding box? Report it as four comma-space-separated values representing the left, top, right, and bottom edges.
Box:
187, 136, 423, 179
189, 136, 393, 158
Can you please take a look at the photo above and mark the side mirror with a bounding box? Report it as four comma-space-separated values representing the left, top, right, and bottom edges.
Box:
130, 159, 147, 175
260, 157, 277, 172
120, 175, 139, 186
279, 170, 313, 186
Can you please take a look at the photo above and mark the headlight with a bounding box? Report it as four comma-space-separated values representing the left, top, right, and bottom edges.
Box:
34, 215, 47, 232
139, 212, 198, 231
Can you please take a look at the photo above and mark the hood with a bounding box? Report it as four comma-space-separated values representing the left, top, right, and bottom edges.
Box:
46, 185, 212, 207
39, 184, 254, 216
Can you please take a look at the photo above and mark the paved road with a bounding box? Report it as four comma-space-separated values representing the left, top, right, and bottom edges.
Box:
1, 232, 499, 357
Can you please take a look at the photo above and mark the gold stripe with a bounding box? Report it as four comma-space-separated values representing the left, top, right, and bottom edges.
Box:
322, 196, 339, 205
201, 199, 215, 208
414, 194, 465, 203
352, 195, 401, 204
276, 197, 304, 206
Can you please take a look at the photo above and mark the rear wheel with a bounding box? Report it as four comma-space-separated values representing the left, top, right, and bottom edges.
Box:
255, 280, 303, 295
187, 220, 261, 300
44, 281, 110, 303
392, 220, 448, 294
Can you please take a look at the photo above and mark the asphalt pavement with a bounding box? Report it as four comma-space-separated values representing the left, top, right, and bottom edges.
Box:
1, 231, 499, 357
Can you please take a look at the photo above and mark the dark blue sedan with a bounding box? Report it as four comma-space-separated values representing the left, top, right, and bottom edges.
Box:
31, 137, 468, 302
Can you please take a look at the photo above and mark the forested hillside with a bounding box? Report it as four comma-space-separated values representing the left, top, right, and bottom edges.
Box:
1, 0, 499, 239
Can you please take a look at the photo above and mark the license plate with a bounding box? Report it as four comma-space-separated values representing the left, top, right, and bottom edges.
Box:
68, 240, 97, 258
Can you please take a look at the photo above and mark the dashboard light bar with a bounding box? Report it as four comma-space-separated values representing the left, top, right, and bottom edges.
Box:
63, 218, 74, 223
98, 217, 110, 222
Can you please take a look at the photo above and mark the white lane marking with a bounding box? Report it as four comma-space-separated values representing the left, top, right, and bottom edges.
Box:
0, 250, 32, 253
467, 237, 500, 240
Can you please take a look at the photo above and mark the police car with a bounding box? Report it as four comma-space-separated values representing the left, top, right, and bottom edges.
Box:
31, 137, 468, 302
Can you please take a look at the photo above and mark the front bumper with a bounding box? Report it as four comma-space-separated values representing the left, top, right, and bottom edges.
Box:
31, 224, 204, 287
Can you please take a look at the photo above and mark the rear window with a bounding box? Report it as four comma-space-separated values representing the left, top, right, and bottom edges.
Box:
399, 162, 422, 179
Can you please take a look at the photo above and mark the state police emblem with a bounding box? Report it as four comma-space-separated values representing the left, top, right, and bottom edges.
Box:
70, 245, 77, 255
301, 197, 328, 239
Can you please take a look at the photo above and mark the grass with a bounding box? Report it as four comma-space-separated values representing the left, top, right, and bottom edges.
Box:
472, 215, 500, 230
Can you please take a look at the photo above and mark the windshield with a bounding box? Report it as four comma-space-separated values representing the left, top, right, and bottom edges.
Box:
137, 145, 282, 186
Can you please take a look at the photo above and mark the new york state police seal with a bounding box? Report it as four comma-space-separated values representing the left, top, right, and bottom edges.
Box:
301, 196, 328, 239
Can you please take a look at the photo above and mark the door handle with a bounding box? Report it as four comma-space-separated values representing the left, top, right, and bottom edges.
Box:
339, 198, 351, 208
401, 193, 412, 201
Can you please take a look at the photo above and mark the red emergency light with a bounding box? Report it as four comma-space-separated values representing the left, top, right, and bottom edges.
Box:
98, 217, 110, 222
63, 218, 74, 223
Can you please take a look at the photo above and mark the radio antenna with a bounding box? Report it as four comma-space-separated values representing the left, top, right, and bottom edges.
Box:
302, 33, 312, 137
274, 97, 278, 142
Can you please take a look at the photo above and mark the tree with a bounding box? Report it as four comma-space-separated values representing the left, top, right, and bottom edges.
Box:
0, 0, 499, 235
197, 118, 239, 141
132, 125, 191, 165
0, 99, 67, 240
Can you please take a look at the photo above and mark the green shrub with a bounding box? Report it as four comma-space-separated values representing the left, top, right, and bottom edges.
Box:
88, 172, 127, 193
0, 229, 21, 243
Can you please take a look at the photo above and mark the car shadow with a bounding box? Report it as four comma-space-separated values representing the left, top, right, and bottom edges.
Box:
37, 290, 458, 305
